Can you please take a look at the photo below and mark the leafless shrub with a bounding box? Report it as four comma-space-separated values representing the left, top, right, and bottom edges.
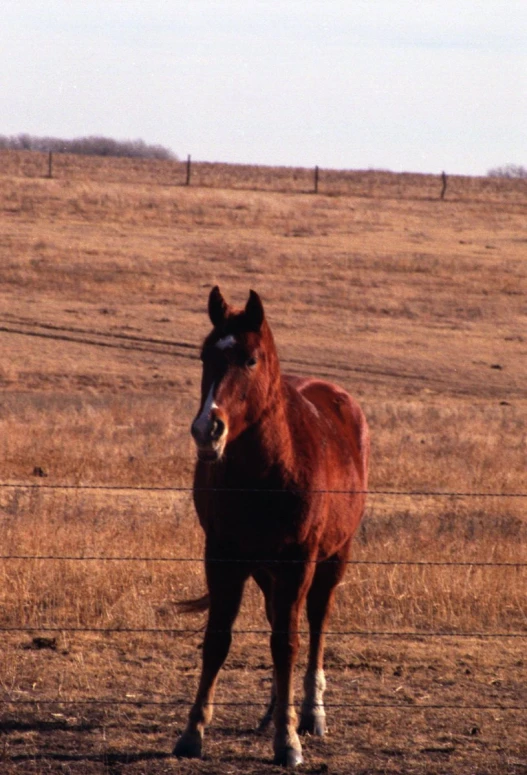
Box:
487, 163, 527, 179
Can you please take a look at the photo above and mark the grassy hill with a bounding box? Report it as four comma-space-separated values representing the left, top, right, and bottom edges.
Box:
0, 150, 525, 773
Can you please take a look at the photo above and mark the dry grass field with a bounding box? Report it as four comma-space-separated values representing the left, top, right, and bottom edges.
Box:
0, 149, 526, 774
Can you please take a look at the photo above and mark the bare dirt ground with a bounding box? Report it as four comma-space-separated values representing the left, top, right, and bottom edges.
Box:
0, 151, 526, 773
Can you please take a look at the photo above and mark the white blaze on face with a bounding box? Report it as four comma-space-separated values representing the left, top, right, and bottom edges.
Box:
193, 382, 218, 438
216, 334, 236, 350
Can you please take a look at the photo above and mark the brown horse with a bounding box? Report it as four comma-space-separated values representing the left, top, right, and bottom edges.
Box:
174, 287, 369, 767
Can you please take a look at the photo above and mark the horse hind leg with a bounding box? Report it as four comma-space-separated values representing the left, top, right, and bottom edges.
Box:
298, 550, 348, 737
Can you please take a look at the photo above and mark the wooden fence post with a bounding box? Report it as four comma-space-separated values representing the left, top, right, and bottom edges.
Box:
314, 165, 319, 194
186, 154, 191, 186
440, 171, 447, 200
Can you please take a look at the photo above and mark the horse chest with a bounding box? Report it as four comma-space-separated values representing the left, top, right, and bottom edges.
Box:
194, 473, 313, 557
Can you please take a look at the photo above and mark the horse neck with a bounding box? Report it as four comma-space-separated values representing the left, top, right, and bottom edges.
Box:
256, 375, 294, 468
230, 368, 294, 478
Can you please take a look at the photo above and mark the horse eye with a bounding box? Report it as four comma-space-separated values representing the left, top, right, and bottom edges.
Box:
246, 355, 258, 368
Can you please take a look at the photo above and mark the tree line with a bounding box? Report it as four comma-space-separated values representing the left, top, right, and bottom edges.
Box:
0, 133, 177, 161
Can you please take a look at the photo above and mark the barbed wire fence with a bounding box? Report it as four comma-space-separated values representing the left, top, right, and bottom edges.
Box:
1, 480, 526, 715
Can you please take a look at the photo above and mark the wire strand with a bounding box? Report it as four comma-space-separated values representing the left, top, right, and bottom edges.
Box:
0, 554, 525, 567
0, 481, 526, 497
1, 697, 524, 711
4, 626, 526, 638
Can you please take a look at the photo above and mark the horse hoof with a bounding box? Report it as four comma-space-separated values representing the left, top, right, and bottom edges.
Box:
273, 746, 304, 768
173, 731, 202, 759
298, 712, 326, 737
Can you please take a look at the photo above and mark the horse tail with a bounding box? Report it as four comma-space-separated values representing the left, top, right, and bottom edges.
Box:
177, 593, 210, 613
359, 414, 371, 490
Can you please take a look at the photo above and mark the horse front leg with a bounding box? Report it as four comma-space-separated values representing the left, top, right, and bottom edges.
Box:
252, 570, 276, 732
270, 567, 314, 767
173, 558, 247, 759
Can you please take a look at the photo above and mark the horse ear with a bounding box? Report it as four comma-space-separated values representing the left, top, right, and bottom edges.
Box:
245, 290, 265, 332
208, 286, 228, 328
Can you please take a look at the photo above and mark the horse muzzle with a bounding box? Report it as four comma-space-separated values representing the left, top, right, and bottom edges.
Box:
190, 412, 228, 463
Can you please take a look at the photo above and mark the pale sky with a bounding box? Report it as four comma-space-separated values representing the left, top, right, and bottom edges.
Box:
2, 1, 526, 175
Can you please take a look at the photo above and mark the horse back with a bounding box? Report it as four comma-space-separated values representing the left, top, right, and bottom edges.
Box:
284, 375, 369, 489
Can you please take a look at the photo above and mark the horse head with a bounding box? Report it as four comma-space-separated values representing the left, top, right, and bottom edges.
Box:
191, 286, 279, 462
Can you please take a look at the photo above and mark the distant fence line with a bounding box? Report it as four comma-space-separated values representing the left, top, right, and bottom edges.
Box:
2, 148, 526, 202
